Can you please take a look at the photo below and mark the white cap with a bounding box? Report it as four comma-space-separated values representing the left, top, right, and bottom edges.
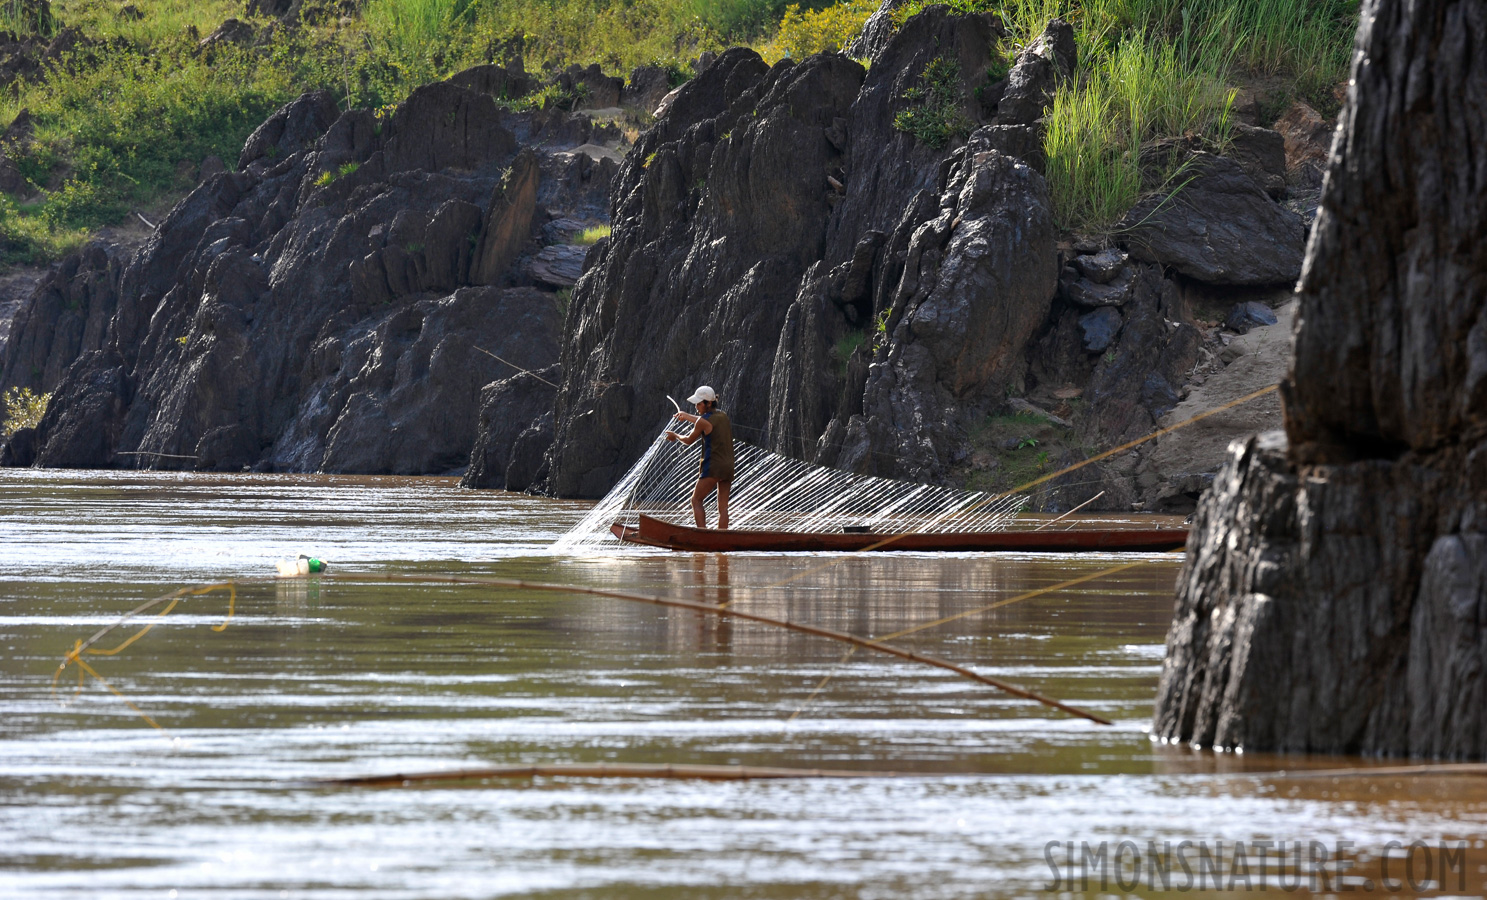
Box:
686, 385, 717, 404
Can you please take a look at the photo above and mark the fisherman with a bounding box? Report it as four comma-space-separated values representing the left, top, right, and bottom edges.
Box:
665, 385, 733, 530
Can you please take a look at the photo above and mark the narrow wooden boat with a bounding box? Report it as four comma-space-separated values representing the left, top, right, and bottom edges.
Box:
610, 513, 1189, 553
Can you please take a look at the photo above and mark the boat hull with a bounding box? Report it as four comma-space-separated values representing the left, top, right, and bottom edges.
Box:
611, 514, 1189, 553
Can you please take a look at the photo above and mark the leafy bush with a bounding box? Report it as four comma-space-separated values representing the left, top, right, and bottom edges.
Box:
2, 386, 50, 437
890, 0, 1000, 29
760, 0, 877, 63
893, 56, 971, 149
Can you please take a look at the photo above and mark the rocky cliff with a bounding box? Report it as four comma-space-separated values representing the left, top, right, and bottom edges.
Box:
3, 4, 1324, 502
536, 3, 1312, 504
0, 65, 633, 479
1153, 0, 1487, 759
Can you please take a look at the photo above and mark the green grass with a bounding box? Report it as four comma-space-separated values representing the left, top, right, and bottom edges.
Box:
573, 224, 611, 245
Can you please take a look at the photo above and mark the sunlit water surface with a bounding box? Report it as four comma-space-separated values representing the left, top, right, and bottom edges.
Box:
3, 469, 1485, 898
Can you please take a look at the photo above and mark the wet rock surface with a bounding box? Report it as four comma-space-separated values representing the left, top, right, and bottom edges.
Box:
1154, 0, 1487, 759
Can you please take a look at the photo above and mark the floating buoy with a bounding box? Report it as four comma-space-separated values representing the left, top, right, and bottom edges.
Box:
275, 554, 328, 577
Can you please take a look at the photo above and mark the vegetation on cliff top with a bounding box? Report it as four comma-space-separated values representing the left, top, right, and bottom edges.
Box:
0, 0, 1355, 266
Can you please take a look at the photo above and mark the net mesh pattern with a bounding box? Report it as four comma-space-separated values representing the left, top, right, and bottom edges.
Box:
555, 426, 1027, 552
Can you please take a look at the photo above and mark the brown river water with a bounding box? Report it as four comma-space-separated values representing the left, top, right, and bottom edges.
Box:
2, 469, 1486, 897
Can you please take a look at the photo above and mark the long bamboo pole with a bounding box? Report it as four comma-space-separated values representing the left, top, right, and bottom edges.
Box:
315, 762, 908, 786
329, 572, 1113, 726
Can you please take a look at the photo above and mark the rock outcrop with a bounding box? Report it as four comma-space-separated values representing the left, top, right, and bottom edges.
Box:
1153, 0, 1487, 759
0, 67, 608, 473
534, 1, 1305, 502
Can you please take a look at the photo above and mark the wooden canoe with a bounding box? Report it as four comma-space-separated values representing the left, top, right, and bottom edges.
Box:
610, 514, 1189, 553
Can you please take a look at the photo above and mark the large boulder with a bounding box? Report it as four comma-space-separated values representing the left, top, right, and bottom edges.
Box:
1153, 0, 1487, 759
1121, 153, 1307, 285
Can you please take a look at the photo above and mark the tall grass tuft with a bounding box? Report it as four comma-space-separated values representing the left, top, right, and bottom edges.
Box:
363, 0, 476, 53
1043, 78, 1141, 233
0, 0, 54, 36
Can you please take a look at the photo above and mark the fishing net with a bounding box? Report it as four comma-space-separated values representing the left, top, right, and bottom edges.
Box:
554, 421, 1027, 552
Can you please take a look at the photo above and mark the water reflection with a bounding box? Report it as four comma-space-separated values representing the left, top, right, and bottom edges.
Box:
1, 470, 1484, 897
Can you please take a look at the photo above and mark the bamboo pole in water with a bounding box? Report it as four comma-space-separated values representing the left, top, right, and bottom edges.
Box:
315, 762, 909, 786
315, 761, 1487, 788
328, 572, 1114, 726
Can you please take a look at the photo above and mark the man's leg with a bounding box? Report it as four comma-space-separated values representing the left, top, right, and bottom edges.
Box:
716, 481, 730, 530
691, 478, 718, 528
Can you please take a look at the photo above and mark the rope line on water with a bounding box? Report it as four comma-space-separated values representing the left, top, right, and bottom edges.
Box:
52, 583, 243, 733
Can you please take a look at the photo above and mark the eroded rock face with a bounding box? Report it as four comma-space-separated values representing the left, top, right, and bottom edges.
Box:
1, 66, 604, 473
832, 148, 1059, 482
1154, 0, 1487, 759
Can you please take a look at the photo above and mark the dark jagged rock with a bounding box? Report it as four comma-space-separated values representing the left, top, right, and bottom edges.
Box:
1064, 265, 1134, 307
624, 65, 674, 114
1154, 0, 1487, 759
838, 149, 1059, 481
528, 244, 588, 288
1069, 247, 1126, 283
462, 365, 560, 489
4, 64, 605, 474
0, 426, 35, 466
557, 63, 623, 110
1078, 264, 1201, 443
503, 411, 554, 491
238, 90, 340, 170
470, 149, 539, 285
33, 349, 129, 468
1122, 153, 1306, 285
0, 242, 126, 392
993, 18, 1075, 126
277, 287, 559, 475
846, 0, 911, 62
